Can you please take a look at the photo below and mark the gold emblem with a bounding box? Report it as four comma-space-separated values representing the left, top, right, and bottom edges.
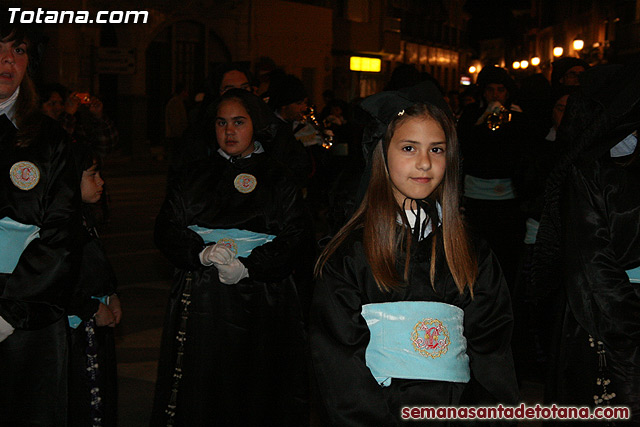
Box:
411, 318, 450, 359
217, 237, 238, 256
10, 161, 40, 191
234, 173, 257, 194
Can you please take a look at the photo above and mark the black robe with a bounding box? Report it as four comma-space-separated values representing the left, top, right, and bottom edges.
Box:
552, 155, 640, 418
151, 150, 310, 427
310, 230, 520, 426
457, 103, 530, 289
0, 114, 81, 426
67, 218, 118, 427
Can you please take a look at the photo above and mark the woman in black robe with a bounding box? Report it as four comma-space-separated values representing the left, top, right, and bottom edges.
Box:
0, 17, 82, 426
150, 89, 310, 426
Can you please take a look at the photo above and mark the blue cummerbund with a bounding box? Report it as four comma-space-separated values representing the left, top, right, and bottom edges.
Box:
627, 266, 640, 284
361, 301, 470, 387
524, 218, 540, 244
0, 216, 40, 274
187, 226, 276, 258
464, 175, 515, 200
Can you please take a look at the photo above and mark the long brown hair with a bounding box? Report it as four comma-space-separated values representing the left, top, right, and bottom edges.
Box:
315, 103, 477, 295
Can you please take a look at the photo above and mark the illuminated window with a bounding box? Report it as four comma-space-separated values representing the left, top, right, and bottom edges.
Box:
350, 56, 381, 72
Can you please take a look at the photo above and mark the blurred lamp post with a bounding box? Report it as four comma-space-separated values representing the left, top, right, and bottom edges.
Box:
573, 38, 584, 51
512, 61, 520, 69
531, 57, 540, 66
520, 60, 529, 69
553, 47, 564, 57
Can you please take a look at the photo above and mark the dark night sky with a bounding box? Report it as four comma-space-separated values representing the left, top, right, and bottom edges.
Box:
464, 0, 530, 41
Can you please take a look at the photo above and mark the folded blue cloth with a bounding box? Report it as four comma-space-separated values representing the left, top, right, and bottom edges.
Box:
188, 226, 276, 258
0, 217, 40, 274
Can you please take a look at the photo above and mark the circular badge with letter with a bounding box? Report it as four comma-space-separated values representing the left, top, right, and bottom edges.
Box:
234, 173, 257, 194
10, 161, 40, 191
217, 237, 238, 256
411, 318, 450, 359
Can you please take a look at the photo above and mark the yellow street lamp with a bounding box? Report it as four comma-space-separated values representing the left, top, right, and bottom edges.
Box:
512, 61, 520, 69
573, 39, 584, 51
469, 66, 477, 74
520, 60, 529, 69
531, 57, 540, 66
553, 47, 564, 57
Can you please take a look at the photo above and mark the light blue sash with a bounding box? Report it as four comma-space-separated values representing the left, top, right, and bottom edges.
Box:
464, 175, 515, 200
627, 266, 640, 284
0, 217, 40, 274
187, 226, 276, 258
361, 301, 470, 387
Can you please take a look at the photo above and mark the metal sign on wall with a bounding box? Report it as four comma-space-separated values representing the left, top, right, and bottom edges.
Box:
95, 47, 136, 74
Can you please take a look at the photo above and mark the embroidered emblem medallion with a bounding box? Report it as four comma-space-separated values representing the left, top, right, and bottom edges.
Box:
10, 161, 40, 191
234, 173, 257, 193
411, 318, 450, 359
217, 237, 238, 256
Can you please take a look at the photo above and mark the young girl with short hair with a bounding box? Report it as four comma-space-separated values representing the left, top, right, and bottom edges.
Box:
311, 86, 520, 426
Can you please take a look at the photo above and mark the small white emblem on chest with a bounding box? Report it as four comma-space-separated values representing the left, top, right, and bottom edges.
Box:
10, 161, 40, 191
234, 173, 257, 193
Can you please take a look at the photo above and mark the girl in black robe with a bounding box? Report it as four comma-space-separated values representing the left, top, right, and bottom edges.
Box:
67, 144, 121, 427
151, 89, 310, 426
311, 86, 520, 426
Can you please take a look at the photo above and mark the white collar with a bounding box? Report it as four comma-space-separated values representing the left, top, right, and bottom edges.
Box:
0, 87, 20, 128
217, 140, 265, 160
545, 127, 556, 142
398, 202, 442, 241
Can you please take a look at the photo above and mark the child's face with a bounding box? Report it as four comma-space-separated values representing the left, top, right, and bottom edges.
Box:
215, 99, 255, 158
81, 163, 104, 204
387, 117, 446, 207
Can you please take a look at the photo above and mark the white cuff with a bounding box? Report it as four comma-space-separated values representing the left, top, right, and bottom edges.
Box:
0, 315, 15, 343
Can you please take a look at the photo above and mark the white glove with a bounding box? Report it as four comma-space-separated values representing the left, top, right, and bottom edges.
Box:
199, 242, 235, 266
0, 315, 15, 343
215, 258, 249, 285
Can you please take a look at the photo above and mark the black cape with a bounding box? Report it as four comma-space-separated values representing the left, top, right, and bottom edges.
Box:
0, 114, 82, 426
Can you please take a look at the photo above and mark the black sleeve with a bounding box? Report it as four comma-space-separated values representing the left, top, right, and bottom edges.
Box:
310, 251, 398, 427
154, 172, 205, 271
240, 180, 308, 282
67, 232, 118, 320
562, 162, 640, 349
463, 243, 521, 404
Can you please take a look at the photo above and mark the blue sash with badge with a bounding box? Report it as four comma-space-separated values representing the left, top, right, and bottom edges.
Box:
0, 216, 40, 274
187, 226, 276, 257
361, 301, 470, 387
